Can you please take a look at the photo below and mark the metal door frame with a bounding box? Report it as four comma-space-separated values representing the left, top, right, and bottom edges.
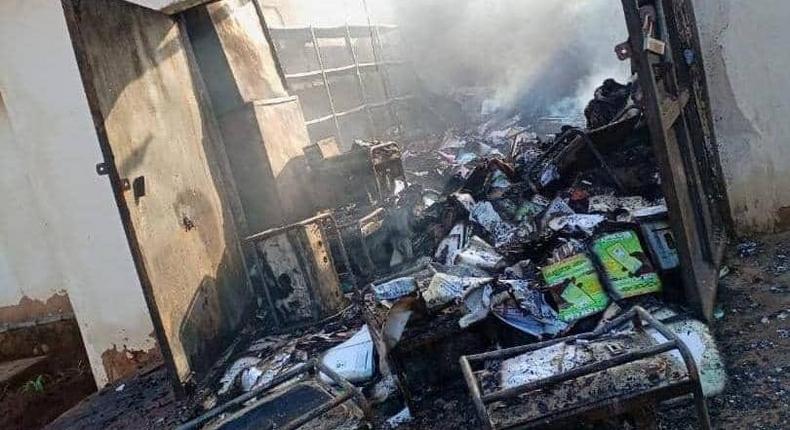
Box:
621, 0, 730, 321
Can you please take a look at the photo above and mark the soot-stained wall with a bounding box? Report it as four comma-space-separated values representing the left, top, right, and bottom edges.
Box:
694, 0, 790, 233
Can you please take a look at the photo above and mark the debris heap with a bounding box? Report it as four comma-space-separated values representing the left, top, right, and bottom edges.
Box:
186, 79, 726, 430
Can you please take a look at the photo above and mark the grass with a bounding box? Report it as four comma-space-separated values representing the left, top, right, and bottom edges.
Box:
21, 375, 46, 393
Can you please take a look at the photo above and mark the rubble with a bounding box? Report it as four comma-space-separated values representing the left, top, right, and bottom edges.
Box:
372, 278, 418, 302
218, 356, 264, 396
736, 240, 761, 258
386, 407, 413, 428
422, 273, 493, 310
462, 306, 721, 430
320, 325, 374, 384
547, 213, 605, 235
639, 218, 680, 271
541, 253, 610, 322
592, 230, 663, 299
491, 279, 568, 338
175, 75, 728, 430
584, 78, 633, 129
453, 236, 506, 272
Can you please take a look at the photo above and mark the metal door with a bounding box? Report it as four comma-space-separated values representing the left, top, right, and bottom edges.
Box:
63, 0, 255, 390
621, 0, 730, 320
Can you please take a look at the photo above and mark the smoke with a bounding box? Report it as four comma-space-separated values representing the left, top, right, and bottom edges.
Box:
393, 0, 631, 122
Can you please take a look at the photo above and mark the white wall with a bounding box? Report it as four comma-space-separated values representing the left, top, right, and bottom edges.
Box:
694, 0, 790, 233
0, 0, 156, 386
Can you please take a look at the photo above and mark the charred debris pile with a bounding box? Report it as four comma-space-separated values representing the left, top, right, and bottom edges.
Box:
180, 79, 725, 430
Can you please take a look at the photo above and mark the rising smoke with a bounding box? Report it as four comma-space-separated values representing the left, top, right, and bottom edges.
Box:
392, 0, 631, 123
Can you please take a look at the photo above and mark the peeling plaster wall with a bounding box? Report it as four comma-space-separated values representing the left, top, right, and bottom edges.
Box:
0, 0, 157, 386
693, 1, 790, 233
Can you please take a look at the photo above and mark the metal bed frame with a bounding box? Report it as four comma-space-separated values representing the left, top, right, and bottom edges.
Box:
176, 358, 371, 430
460, 306, 711, 430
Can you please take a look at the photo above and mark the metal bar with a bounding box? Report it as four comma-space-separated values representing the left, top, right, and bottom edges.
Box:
306, 105, 366, 125
359, 60, 405, 69
279, 391, 354, 430
252, 95, 299, 106
460, 356, 494, 430
315, 361, 372, 418
389, 20, 426, 135
465, 308, 639, 363
370, 141, 401, 153
572, 129, 626, 192
285, 64, 356, 80
269, 24, 399, 40
654, 0, 670, 55
371, 24, 402, 133
661, 89, 690, 129
370, 26, 394, 93
309, 25, 343, 142
304, 96, 415, 126
303, 96, 414, 126
480, 341, 678, 404
305, 113, 334, 126
175, 360, 316, 430
336, 104, 368, 119
369, 95, 414, 108
284, 62, 406, 81
245, 212, 333, 242
359, 0, 401, 134
357, 207, 385, 226
634, 307, 711, 430
505, 381, 695, 430
345, 23, 376, 134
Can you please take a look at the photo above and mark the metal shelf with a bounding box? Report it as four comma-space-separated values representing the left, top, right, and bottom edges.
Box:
269, 24, 398, 41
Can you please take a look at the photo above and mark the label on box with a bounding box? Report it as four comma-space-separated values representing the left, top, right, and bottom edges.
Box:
592, 230, 662, 299
541, 254, 609, 322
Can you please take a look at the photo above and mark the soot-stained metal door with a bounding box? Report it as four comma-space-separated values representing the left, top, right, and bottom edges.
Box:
63, 0, 255, 389
621, 0, 730, 321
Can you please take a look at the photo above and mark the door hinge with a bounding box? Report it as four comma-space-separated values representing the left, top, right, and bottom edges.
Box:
96, 162, 111, 176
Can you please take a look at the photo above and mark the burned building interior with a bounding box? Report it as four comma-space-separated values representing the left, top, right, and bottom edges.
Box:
2, 0, 788, 429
